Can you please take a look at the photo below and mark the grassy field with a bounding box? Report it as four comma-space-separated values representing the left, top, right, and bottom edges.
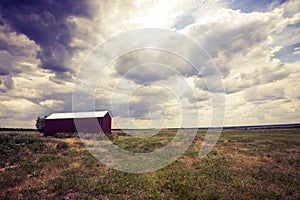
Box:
0, 129, 299, 199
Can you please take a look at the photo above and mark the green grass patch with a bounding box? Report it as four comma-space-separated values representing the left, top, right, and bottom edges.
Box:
0, 129, 299, 199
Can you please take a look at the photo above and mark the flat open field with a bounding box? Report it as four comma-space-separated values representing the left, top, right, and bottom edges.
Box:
0, 129, 299, 199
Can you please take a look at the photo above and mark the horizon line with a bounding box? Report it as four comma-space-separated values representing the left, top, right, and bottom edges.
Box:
1, 122, 300, 131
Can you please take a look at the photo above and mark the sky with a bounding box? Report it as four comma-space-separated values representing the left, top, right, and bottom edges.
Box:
0, 0, 299, 128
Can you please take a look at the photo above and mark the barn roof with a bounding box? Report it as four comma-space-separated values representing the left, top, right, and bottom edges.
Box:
46, 111, 109, 120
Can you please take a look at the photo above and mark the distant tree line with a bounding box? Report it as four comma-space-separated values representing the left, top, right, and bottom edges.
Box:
0, 127, 36, 131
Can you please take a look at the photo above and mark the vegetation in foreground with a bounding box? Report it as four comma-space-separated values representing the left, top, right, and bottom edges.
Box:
0, 129, 299, 199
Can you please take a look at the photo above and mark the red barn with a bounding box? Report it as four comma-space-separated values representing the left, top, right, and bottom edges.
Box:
44, 111, 111, 136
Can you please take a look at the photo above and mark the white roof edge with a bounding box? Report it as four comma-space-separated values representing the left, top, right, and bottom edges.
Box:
46, 111, 109, 120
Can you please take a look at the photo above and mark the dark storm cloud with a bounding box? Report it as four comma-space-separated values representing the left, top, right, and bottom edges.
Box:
0, 0, 94, 77
114, 49, 197, 84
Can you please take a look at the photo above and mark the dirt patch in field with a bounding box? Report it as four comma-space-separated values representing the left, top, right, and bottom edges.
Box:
3, 159, 84, 199
227, 152, 264, 172
232, 153, 262, 165
3, 166, 63, 198
44, 142, 57, 149
55, 137, 81, 145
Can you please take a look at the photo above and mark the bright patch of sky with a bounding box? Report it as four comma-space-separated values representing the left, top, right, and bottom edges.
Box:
274, 42, 300, 63
173, 15, 195, 30
229, 0, 288, 13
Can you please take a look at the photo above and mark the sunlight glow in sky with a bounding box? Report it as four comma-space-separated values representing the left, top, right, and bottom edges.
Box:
0, 0, 299, 128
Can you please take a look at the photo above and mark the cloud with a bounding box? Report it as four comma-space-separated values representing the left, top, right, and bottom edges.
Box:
244, 85, 286, 102
0, 24, 40, 75
128, 84, 180, 120
0, 0, 95, 80
179, 4, 299, 92
281, 0, 300, 17
222, 61, 296, 94
113, 49, 197, 84
294, 47, 300, 55
183, 8, 286, 59
109, 83, 182, 129
0, 97, 43, 127
69, 0, 300, 128
0, 75, 14, 92
0, 0, 299, 128
229, 0, 287, 13
39, 99, 66, 111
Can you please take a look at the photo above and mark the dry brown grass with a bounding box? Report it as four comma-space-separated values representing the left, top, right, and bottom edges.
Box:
0, 129, 299, 199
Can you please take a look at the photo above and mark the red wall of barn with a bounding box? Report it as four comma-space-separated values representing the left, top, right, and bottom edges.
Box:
44, 115, 111, 136
102, 113, 111, 133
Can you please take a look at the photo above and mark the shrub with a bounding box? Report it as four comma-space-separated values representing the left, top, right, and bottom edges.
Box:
56, 142, 68, 150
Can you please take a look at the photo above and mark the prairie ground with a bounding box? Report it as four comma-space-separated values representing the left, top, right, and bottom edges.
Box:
0, 129, 299, 199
